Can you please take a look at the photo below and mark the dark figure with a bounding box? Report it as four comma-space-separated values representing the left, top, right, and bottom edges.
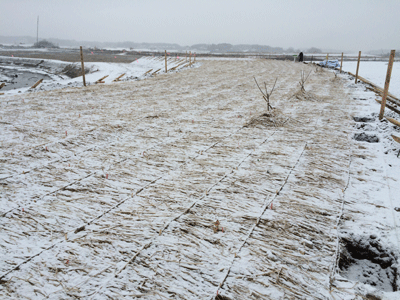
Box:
298, 52, 304, 62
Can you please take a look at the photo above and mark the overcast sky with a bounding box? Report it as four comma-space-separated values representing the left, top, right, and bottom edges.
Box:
1, 0, 399, 51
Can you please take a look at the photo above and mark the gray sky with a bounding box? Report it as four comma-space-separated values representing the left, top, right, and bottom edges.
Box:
1, 0, 399, 51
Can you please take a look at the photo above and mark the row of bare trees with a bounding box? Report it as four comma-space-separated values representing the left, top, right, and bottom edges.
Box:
254, 70, 312, 110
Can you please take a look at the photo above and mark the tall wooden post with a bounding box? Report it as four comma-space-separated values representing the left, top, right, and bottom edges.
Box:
186, 51, 187, 61
165, 50, 167, 73
194, 52, 196, 62
379, 50, 396, 120
355, 51, 361, 84
340, 52, 343, 73
80, 46, 86, 87
189, 51, 191, 63
326, 53, 329, 61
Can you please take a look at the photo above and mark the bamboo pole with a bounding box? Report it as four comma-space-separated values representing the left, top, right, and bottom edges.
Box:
30, 78, 43, 89
386, 117, 400, 127
142, 69, 153, 76
113, 74, 125, 82
379, 50, 396, 120
355, 51, 361, 84
95, 75, 109, 84
392, 135, 400, 144
80, 46, 86, 87
340, 52, 343, 73
165, 50, 167, 73
376, 99, 400, 116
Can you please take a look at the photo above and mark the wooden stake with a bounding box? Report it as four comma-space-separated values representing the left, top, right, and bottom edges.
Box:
112, 73, 125, 82
80, 46, 86, 87
326, 53, 329, 61
392, 135, 400, 144
142, 69, 153, 76
189, 51, 191, 63
95, 75, 109, 84
340, 52, 343, 73
376, 99, 400, 116
379, 50, 396, 120
355, 51, 361, 84
30, 78, 43, 89
165, 50, 167, 73
386, 117, 400, 127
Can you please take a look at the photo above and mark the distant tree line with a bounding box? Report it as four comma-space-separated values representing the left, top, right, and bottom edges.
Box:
382, 50, 400, 58
0, 35, 327, 54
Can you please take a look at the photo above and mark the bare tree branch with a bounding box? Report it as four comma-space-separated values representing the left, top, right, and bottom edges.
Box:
299, 70, 312, 92
304, 70, 312, 83
254, 77, 267, 97
270, 77, 278, 96
254, 76, 278, 111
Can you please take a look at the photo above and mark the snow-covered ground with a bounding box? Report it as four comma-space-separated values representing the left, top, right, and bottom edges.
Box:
0, 55, 194, 95
0, 59, 400, 299
342, 61, 400, 98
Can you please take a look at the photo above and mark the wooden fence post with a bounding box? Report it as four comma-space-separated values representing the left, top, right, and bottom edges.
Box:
80, 46, 86, 87
379, 50, 396, 120
340, 52, 343, 73
189, 51, 191, 63
355, 51, 361, 84
165, 50, 167, 73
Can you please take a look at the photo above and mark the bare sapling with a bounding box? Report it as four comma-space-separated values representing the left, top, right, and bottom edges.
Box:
299, 70, 312, 92
254, 76, 278, 111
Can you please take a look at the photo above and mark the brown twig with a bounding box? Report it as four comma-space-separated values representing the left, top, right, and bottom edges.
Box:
254, 76, 278, 111
299, 70, 312, 92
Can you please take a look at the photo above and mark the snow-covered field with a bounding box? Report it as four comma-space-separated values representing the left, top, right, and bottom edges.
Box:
342, 61, 400, 98
1, 59, 400, 299
0, 56, 193, 95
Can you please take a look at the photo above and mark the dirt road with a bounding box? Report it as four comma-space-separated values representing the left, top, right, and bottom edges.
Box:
0, 59, 365, 299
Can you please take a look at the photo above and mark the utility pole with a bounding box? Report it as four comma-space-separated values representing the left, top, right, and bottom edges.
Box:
37, 16, 39, 44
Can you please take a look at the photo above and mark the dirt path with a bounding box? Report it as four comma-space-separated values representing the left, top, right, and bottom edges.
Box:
1, 59, 361, 299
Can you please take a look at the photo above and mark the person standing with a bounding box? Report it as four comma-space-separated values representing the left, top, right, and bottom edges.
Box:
298, 52, 304, 62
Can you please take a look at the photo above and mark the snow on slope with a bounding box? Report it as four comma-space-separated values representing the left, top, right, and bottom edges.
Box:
342, 61, 400, 98
0, 55, 194, 96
